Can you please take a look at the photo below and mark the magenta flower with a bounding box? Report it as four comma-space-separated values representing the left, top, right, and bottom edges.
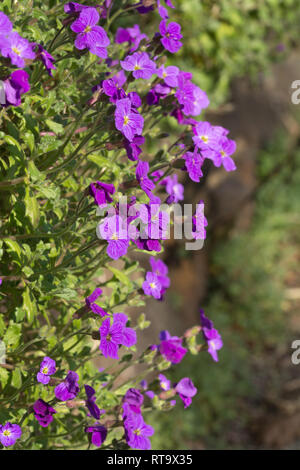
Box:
85, 425, 107, 448
115, 98, 144, 142
136, 160, 155, 194
37, 356, 56, 385
159, 20, 183, 54
99, 313, 136, 359
70, 7, 110, 58
0, 32, 35, 67
121, 52, 156, 79
213, 137, 237, 172
149, 256, 170, 290
142, 272, 162, 299
0, 12, 12, 36
200, 310, 223, 362
157, 64, 179, 87
116, 24, 148, 52
123, 406, 154, 450
163, 174, 184, 203
0, 422, 22, 447
123, 388, 144, 414
159, 332, 187, 364
1, 70, 30, 107
64, 2, 91, 13
192, 121, 221, 158
89, 180, 115, 207
124, 135, 145, 161
98, 214, 131, 260
54, 371, 80, 401
37, 45, 56, 76
84, 385, 101, 419
102, 70, 126, 103
158, 373, 171, 391
183, 147, 204, 183
85, 288, 107, 317
192, 201, 208, 240
175, 377, 197, 408
33, 399, 56, 427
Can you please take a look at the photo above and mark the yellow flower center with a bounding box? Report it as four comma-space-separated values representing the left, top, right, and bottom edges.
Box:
106, 334, 112, 342
220, 150, 226, 157
12, 47, 21, 56
123, 115, 129, 125
201, 135, 208, 143
134, 64, 141, 70
150, 282, 156, 289
84, 25, 92, 33
163, 72, 167, 78
42, 366, 49, 375
134, 429, 141, 435
111, 232, 118, 240
3, 430, 11, 437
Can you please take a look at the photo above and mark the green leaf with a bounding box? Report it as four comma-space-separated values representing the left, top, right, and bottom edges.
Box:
25, 187, 40, 228
12, 368, 22, 388
107, 266, 132, 288
0, 368, 9, 389
45, 119, 64, 135
22, 287, 36, 324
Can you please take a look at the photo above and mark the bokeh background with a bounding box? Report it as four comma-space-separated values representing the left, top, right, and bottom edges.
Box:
117, 0, 300, 449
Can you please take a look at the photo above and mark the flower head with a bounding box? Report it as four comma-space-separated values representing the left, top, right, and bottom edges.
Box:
123, 388, 144, 414
123, 407, 154, 450
99, 313, 136, 359
159, 332, 187, 364
157, 64, 179, 87
85, 287, 107, 317
158, 373, 171, 391
0, 31, 35, 67
37, 45, 56, 76
0, 12, 12, 36
175, 377, 197, 408
85, 425, 107, 447
121, 52, 156, 80
200, 310, 223, 362
54, 371, 80, 401
115, 97, 144, 142
142, 271, 162, 300
159, 20, 182, 54
70, 7, 110, 58
1, 70, 30, 107
89, 180, 115, 207
33, 399, 56, 427
0, 422, 22, 447
84, 385, 101, 419
37, 356, 56, 385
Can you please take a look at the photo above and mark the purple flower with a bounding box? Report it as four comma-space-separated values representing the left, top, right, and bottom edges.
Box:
213, 137, 237, 172
0, 422, 22, 447
128, 91, 142, 109
159, 333, 187, 364
149, 256, 170, 290
142, 272, 162, 299
0, 12, 12, 36
85, 288, 107, 317
84, 385, 101, 419
33, 399, 56, 427
147, 83, 171, 105
54, 371, 80, 401
98, 214, 132, 260
175, 377, 197, 408
123, 406, 154, 450
183, 147, 204, 183
70, 7, 110, 58
37, 356, 56, 385
102, 70, 127, 103
159, 20, 182, 54
85, 425, 107, 447
158, 373, 171, 391
200, 310, 223, 362
99, 313, 136, 359
0, 32, 35, 67
37, 45, 56, 76
89, 180, 115, 207
124, 135, 145, 161
163, 174, 184, 203
192, 121, 221, 159
64, 2, 91, 13
192, 201, 208, 240
121, 52, 156, 80
116, 25, 148, 52
115, 98, 144, 142
136, 160, 155, 194
123, 388, 144, 414
157, 64, 179, 87
1, 70, 30, 107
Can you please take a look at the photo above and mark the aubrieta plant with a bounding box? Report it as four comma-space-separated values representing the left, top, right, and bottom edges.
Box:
0, 0, 233, 450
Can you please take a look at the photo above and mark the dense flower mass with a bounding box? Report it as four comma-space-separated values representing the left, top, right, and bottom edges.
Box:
0, 0, 236, 450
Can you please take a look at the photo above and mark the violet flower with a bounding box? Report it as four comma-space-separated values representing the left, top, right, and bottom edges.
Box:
149, 256, 170, 290
1, 70, 30, 107
175, 377, 197, 408
54, 371, 80, 401
159, 332, 187, 364
159, 20, 182, 54
0, 12, 12, 36
89, 180, 115, 207
84, 385, 101, 419
200, 310, 223, 362
123, 388, 144, 414
115, 97, 144, 142
70, 7, 110, 58
99, 313, 136, 359
85, 425, 107, 447
33, 399, 56, 427
116, 24, 148, 52
124, 135, 145, 161
37, 45, 56, 76
123, 405, 154, 450
85, 287, 107, 317
121, 52, 156, 80
183, 147, 204, 183
98, 214, 131, 260
37, 356, 56, 385
0, 422, 22, 447
158, 373, 171, 391
136, 160, 155, 194
142, 272, 162, 300
157, 64, 179, 87
0, 31, 35, 67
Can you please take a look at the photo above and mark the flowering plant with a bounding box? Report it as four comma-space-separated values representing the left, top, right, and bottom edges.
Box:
0, 0, 234, 450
